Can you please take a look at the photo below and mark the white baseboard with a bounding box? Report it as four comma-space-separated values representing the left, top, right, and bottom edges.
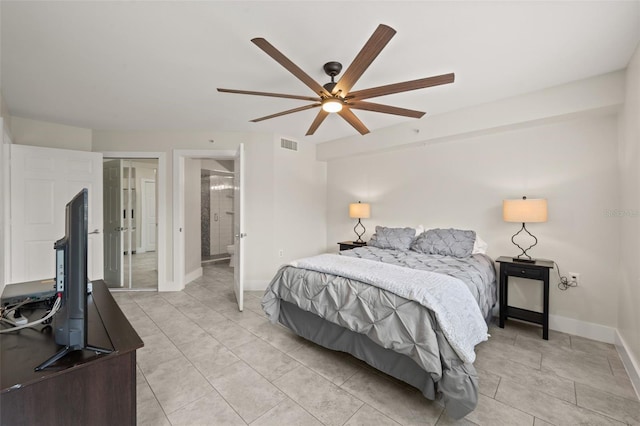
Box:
244, 279, 270, 291
548, 314, 616, 344
492, 303, 617, 344
158, 280, 174, 292
184, 267, 203, 285
615, 330, 640, 400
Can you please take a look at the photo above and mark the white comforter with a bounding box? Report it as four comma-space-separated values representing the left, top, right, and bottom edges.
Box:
290, 253, 488, 363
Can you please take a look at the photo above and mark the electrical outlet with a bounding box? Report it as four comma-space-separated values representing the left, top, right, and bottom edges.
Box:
569, 272, 580, 286
278, 249, 284, 258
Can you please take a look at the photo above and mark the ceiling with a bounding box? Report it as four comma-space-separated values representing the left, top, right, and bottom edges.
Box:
2, 1, 639, 144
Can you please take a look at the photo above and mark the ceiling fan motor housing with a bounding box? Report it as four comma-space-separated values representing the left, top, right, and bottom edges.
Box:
323, 61, 343, 78
323, 61, 342, 94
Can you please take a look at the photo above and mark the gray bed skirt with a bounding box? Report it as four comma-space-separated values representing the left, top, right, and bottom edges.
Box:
278, 300, 478, 419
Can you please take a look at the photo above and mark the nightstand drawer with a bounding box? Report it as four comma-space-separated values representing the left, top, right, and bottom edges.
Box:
505, 265, 542, 279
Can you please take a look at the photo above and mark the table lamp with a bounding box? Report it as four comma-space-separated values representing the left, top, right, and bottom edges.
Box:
503, 196, 547, 263
349, 201, 370, 244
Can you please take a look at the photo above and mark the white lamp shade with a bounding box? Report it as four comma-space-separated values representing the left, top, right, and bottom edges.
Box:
503, 198, 548, 223
349, 202, 370, 219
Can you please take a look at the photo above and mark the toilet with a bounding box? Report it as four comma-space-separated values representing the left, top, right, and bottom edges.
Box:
226, 244, 235, 267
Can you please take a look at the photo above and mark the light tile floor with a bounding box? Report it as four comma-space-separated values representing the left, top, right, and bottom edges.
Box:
111, 263, 640, 425
125, 251, 158, 290
106, 251, 158, 291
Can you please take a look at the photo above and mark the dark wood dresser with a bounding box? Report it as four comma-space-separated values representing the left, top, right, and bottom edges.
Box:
1, 280, 143, 425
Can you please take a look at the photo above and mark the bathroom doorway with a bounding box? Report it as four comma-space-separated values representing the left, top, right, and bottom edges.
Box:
201, 160, 235, 265
173, 147, 245, 310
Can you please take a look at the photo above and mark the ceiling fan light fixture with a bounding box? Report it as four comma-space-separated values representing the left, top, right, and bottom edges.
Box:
220, 24, 455, 136
322, 97, 343, 113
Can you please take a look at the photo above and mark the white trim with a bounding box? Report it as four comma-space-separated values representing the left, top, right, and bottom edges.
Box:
244, 279, 270, 291
140, 177, 156, 253
548, 314, 616, 344
492, 305, 617, 344
615, 330, 640, 400
99, 151, 167, 291
184, 266, 203, 285
2, 124, 11, 286
172, 149, 236, 291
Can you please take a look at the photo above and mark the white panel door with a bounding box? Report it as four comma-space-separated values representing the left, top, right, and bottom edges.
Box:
142, 179, 157, 252
10, 145, 103, 283
233, 143, 245, 311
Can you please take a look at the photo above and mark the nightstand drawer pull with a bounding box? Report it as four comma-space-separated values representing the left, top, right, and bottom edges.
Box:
505, 265, 542, 279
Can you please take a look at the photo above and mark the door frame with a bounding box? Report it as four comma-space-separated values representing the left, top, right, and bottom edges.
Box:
1, 121, 11, 288
173, 149, 236, 290
99, 151, 167, 291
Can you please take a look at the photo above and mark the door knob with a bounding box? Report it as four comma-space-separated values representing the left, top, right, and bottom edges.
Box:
89, 229, 100, 235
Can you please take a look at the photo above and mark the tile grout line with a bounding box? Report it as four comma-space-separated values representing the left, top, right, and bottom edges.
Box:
138, 292, 252, 424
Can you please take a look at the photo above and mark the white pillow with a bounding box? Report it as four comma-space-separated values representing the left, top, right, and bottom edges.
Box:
472, 235, 488, 254
415, 224, 425, 237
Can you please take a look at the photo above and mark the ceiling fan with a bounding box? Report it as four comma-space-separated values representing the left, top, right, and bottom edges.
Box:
217, 24, 455, 136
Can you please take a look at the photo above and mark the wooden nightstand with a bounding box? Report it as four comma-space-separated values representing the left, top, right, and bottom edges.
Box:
338, 241, 366, 251
496, 256, 554, 340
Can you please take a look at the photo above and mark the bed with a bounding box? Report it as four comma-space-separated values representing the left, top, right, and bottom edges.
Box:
262, 227, 497, 419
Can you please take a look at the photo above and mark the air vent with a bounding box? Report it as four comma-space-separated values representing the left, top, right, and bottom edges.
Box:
280, 138, 298, 151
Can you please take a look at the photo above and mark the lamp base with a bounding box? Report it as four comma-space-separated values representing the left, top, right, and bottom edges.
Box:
512, 257, 536, 264
352, 241, 367, 246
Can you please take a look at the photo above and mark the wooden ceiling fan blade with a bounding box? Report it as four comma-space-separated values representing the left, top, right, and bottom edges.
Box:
218, 88, 320, 102
306, 110, 329, 136
337, 108, 370, 135
349, 101, 425, 118
250, 103, 320, 123
348, 73, 455, 101
333, 24, 396, 96
251, 38, 330, 98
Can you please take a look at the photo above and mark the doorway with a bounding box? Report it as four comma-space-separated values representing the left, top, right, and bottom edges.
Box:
201, 160, 235, 265
173, 147, 245, 311
103, 158, 159, 291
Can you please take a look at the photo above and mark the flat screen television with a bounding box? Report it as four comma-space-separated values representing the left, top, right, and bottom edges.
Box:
36, 188, 110, 371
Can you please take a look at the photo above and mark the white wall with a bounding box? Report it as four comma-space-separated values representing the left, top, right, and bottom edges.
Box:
326, 113, 620, 333
274, 136, 327, 268
10, 116, 92, 151
0, 118, 6, 297
92, 130, 327, 290
0, 90, 12, 296
184, 158, 202, 282
617, 42, 640, 393
0, 1, 3, 297
320, 72, 629, 343
318, 71, 624, 162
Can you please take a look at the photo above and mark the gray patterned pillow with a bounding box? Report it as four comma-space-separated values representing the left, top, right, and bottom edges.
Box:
368, 226, 416, 251
410, 228, 476, 258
